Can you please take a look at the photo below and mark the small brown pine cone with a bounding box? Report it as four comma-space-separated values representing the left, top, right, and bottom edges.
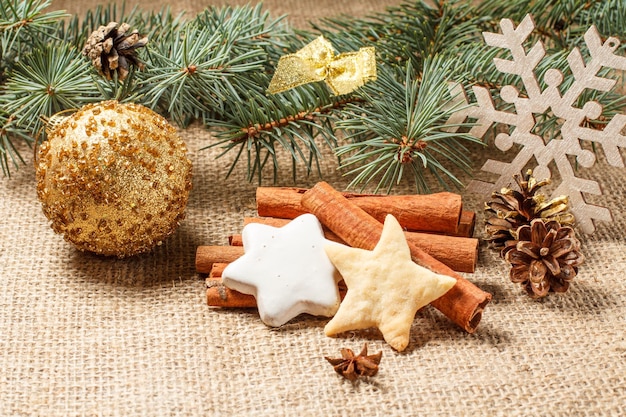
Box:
484, 169, 575, 249
502, 219, 584, 298
82, 22, 148, 80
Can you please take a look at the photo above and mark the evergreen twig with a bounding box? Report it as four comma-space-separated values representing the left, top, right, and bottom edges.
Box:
206, 77, 344, 183
2, 42, 101, 133
0, 110, 31, 176
1, 0, 67, 76
334, 57, 482, 193
0, 0, 624, 186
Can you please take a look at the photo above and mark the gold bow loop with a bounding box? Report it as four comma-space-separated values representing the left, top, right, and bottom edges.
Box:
267, 36, 377, 96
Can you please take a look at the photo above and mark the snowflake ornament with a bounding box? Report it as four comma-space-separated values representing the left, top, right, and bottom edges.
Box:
450, 14, 626, 234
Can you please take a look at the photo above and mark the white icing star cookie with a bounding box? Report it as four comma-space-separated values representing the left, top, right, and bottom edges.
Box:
324, 214, 456, 351
222, 213, 341, 327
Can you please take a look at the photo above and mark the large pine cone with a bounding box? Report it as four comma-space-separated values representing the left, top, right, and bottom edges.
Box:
485, 169, 575, 248
82, 22, 148, 80
503, 219, 584, 298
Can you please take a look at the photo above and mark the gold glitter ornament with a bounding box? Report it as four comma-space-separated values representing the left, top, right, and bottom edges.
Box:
36, 100, 192, 257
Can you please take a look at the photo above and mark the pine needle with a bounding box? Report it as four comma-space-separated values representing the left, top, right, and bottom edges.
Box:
1, 0, 624, 181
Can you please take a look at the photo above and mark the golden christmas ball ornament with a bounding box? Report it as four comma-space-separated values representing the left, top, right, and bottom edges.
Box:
36, 100, 192, 257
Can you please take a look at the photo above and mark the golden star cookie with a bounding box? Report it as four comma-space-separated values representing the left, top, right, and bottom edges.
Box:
324, 214, 456, 351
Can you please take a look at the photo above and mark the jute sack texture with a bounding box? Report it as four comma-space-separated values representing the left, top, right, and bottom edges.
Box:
1, 1, 624, 415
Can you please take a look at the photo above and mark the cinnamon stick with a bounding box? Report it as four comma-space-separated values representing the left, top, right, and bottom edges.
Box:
206, 262, 258, 308
228, 235, 244, 246
458, 210, 476, 238
300, 181, 491, 333
206, 277, 257, 308
209, 262, 227, 278
256, 187, 465, 235
230, 217, 478, 273
196, 246, 243, 273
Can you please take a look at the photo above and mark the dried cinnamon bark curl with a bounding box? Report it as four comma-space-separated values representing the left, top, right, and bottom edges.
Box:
256, 187, 474, 236
300, 181, 491, 333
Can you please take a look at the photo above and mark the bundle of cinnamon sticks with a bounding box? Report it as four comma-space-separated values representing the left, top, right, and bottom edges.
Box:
197, 182, 491, 333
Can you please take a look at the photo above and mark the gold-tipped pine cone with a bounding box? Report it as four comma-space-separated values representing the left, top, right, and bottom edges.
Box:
485, 169, 575, 249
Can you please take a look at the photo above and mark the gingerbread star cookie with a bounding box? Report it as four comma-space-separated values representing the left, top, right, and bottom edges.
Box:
324, 214, 456, 351
222, 213, 341, 327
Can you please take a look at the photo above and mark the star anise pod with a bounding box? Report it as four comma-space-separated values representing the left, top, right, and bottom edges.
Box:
503, 219, 584, 298
82, 22, 148, 80
325, 344, 382, 381
485, 169, 575, 249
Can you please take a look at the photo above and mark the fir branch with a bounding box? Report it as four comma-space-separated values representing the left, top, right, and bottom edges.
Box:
1, 0, 625, 185
474, 0, 624, 51
377, 0, 483, 69
576, 0, 626, 43
334, 57, 482, 193
1, 0, 68, 75
138, 8, 275, 126
193, 3, 287, 50
2, 42, 101, 133
0, 0, 66, 41
206, 78, 347, 183
314, 0, 485, 70
0, 110, 31, 176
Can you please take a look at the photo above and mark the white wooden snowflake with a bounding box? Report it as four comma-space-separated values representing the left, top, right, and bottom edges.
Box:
449, 14, 626, 234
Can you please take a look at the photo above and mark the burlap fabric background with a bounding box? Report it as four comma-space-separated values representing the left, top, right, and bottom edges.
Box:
1, 1, 625, 416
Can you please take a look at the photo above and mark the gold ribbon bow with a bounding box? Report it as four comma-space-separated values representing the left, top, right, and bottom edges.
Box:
267, 36, 377, 95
